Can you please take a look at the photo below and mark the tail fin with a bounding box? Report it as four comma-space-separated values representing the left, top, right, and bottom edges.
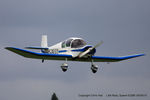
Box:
41, 35, 48, 47
25, 35, 48, 50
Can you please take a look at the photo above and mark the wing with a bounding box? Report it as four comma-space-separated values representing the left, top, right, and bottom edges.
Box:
5, 47, 72, 60
91, 54, 145, 62
5, 47, 145, 62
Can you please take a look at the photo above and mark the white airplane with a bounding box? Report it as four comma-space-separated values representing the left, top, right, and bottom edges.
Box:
5, 35, 145, 73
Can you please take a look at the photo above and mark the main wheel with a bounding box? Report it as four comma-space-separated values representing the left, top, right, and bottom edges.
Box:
61, 63, 68, 72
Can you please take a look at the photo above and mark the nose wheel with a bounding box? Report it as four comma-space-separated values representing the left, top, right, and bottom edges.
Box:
91, 64, 98, 73
91, 59, 98, 73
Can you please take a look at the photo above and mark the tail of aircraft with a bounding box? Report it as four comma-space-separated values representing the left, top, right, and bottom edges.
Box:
41, 35, 48, 47
25, 35, 49, 50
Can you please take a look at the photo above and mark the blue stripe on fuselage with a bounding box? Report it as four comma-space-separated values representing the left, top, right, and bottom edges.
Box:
58, 46, 93, 53
59, 50, 67, 53
71, 45, 92, 52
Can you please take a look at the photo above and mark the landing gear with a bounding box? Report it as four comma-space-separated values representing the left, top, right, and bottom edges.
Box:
42, 59, 44, 63
91, 64, 98, 73
59, 58, 99, 73
61, 63, 68, 72
91, 59, 98, 73
61, 58, 68, 72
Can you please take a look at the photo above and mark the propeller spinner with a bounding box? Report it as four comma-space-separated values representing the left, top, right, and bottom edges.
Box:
78, 41, 103, 58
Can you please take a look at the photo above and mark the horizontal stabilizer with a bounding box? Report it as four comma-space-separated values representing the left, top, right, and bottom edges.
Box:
25, 47, 49, 50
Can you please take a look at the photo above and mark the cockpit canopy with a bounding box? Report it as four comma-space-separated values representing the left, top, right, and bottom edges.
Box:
71, 39, 86, 48
62, 38, 86, 48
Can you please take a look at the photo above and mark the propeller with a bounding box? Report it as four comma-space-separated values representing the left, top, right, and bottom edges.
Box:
78, 41, 103, 58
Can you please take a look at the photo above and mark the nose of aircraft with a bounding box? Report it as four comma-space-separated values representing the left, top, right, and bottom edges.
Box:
83, 45, 96, 55
88, 48, 96, 55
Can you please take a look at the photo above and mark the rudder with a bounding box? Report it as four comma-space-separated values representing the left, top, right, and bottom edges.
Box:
41, 35, 48, 47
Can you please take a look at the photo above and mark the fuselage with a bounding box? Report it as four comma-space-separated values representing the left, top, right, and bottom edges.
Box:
42, 37, 96, 58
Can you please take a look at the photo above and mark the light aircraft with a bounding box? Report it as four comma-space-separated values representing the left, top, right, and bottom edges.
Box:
5, 35, 145, 73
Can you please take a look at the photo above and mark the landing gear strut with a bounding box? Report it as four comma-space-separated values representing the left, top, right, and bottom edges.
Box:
42, 59, 44, 63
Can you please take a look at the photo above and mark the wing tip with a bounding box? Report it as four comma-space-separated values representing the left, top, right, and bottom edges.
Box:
133, 53, 145, 57
120, 53, 145, 60
5, 47, 13, 50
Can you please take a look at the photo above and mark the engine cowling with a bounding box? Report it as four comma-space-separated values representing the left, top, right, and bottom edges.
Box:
91, 64, 98, 73
61, 63, 68, 72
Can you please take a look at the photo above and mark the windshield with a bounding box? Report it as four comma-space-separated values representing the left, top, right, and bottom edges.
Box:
71, 39, 86, 48
66, 39, 73, 47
